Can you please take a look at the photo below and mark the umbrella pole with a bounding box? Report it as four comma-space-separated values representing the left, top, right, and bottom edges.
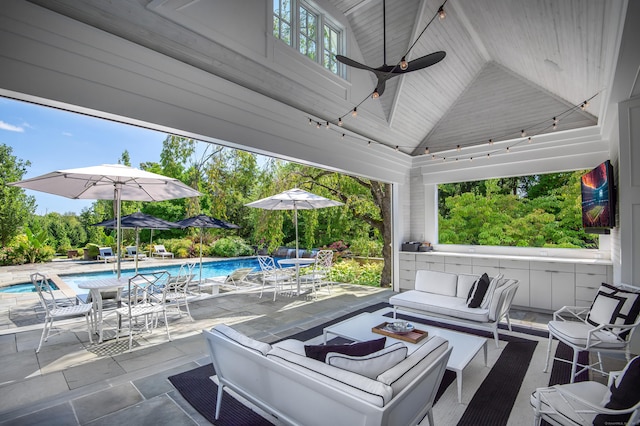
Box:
294, 207, 299, 259
199, 228, 204, 284
135, 227, 139, 274
116, 186, 122, 279
149, 229, 153, 257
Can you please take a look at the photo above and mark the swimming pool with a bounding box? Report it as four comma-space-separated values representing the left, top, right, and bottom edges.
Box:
0, 257, 283, 295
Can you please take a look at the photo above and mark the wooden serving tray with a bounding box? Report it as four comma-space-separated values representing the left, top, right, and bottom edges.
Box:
372, 322, 429, 344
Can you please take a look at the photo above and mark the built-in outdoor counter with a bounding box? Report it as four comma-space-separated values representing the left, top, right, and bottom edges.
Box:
398, 251, 613, 312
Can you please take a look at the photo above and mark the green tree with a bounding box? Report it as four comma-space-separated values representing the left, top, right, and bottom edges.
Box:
0, 144, 35, 246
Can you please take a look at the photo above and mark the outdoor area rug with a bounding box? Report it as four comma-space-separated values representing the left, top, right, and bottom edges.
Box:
169, 303, 571, 425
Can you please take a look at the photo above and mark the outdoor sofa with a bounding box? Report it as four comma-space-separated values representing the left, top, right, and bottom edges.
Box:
204, 324, 451, 426
390, 270, 519, 347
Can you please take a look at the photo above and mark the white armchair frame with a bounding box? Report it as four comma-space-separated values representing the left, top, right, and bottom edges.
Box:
544, 284, 640, 383
532, 370, 640, 425
257, 255, 293, 301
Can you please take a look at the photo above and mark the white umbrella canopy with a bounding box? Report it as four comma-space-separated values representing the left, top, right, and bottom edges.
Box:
10, 164, 201, 278
245, 188, 343, 258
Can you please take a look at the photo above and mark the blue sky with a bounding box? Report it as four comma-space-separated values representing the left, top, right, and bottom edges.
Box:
1, 97, 175, 215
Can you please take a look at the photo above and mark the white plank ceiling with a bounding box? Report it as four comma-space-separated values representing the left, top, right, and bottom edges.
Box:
24, 0, 624, 157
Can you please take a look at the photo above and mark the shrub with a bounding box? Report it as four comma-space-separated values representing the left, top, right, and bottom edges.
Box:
211, 236, 254, 257
349, 237, 383, 257
329, 259, 382, 287
84, 243, 100, 260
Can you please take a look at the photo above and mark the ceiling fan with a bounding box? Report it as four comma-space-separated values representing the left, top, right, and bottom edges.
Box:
336, 0, 446, 97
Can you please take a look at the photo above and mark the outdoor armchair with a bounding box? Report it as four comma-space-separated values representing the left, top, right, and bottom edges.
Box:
31, 272, 94, 352
300, 249, 334, 297
532, 356, 640, 425
543, 283, 640, 383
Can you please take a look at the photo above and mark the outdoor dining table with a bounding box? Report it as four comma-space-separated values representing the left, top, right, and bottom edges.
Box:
278, 258, 315, 296
78, 277, 128, 343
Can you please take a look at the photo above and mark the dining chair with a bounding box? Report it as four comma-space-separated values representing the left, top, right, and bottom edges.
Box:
257, 255, 293, 301
31, 272, 94, 352
115, 271, 172, 351
300, 249, 334, 298
543, 282, 640, 383
163, 263, 195, 320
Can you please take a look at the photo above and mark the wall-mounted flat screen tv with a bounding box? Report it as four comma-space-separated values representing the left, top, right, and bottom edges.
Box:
581, 160, 615, 233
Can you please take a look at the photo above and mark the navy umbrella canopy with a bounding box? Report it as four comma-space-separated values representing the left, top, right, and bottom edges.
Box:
92, 212, 182, 273
175, 215, 240, 283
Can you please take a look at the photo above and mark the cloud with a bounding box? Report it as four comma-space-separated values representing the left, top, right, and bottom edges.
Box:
62, 132, 73, 137
0, 120, 25, 132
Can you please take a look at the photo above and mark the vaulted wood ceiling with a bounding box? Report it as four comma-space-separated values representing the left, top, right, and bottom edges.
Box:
25, 0, 625, 158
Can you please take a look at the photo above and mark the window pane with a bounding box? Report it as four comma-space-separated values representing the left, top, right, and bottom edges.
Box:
274, 0, 292, 46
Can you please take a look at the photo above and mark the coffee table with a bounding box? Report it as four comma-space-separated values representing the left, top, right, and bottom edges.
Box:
323, 312, 487, 403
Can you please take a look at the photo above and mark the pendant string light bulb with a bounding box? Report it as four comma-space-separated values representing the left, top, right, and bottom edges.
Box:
400, 57, 408, 70
338, 117, 343, 127
372, 89, 379, 99
438, 5, 446, 20
425, 147, 430, 155
352, 107, 358, 117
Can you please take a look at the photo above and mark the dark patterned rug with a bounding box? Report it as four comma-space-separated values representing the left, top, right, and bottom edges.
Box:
169, 303, 557, 425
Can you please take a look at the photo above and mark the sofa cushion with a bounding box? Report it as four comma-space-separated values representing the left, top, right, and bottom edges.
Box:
456, 274, 480, 299
326, 342, 408, 379
213, 324, 272, 356
481, 274, 504, 309
594, 355, 640, 425
377, 336, 449, 395
467, 273, 490, 308
304, 337, 386, 362
273, 339, 306, 355
415, 270, 458, 296
390, 291, 490, 322
267, 347, 393, 407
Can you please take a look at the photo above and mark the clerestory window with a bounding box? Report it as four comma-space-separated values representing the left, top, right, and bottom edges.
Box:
273, 0, 344, 77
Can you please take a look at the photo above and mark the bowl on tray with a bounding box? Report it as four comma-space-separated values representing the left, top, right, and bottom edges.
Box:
385, 321, 415, 335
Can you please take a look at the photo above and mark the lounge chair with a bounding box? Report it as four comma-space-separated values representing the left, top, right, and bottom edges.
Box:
200, 267, 257, 293
152, 244, 174, 259
125, 246, 147, 261
98, 247, 118, 263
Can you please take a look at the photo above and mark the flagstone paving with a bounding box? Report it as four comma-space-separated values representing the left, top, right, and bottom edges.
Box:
0, 258, 553, 425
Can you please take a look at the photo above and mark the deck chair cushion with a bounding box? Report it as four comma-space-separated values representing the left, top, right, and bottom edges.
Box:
213, 324, 272, 356
595, 355, 640, 425
587, 283, 640, 338
304, 337, 386, 362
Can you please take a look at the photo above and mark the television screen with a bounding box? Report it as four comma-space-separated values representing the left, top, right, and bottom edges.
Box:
581, 160, 615, 231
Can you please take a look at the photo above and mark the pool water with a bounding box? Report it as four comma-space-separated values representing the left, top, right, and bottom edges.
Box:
0, 257, 285, 295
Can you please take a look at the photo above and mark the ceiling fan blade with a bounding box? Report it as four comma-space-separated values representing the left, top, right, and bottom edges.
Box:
337, 55, 376, 72
375, 78, 387, 97
394, 51, 446, 73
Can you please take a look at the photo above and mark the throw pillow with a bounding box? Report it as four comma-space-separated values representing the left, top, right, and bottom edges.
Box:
481, 273, 504, 309
304, 337, 386, 362
468, 273, 490, 308
326, 342, 408, 379
593, 355, 640, 426
586, 283, 640, 338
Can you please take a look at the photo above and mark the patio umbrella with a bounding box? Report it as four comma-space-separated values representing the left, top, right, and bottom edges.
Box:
245, 188, 343, 258
91, 212, 182, 273
9, 164, 201, 278
175, 214, 240, 284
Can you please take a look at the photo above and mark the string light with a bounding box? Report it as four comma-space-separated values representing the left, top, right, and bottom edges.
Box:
352, 108, 357, 117
528, 137, 532, 143
326, 121, 330, 129
456, 144, 461, 151
400, 57, 408, 70
341, 133, 345, 139
425, 147, 430, 154
521, 130, 526, 137
506, 146, 510, 152
338, 117, 343, 127
372, 89, 379, 99
316, 121, 321, 129
438, 6, 446, 20
395, 145, 399, 151
308, 118, 313, 126
469, 157, 473, 162
488, 139, 493, 146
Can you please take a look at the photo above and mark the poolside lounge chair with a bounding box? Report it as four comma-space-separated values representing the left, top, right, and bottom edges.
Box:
98, 247, 117, 263
201, 267, 257, 293
152, 244, 174, 259
125, 246, 147, 261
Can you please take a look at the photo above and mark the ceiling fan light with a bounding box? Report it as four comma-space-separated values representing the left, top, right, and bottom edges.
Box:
400, 57, 408, 70
438, 6, 446, 20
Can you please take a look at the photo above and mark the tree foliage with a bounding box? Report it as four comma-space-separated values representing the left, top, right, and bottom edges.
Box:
0, 144, 35, 246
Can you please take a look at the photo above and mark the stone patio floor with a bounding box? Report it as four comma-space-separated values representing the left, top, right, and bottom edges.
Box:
0, 258, 552, 425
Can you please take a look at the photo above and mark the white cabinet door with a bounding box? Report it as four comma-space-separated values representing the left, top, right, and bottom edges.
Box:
530, 270, 552, 310
551, 271, 575, 310
501, 267, 531, 307
444, 256, 472, 274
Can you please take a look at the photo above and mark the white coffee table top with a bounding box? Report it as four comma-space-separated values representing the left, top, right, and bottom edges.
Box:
323, 312, 486, 374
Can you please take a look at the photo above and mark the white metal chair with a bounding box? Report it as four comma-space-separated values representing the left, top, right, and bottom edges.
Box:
532, 356, 640, 425
163, 263, 195, 320
544, 283, 640, 383
300, 249, 334, 297
115, 271, 172, 351
31, 272, 94, 352
258, 256, 293, 301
